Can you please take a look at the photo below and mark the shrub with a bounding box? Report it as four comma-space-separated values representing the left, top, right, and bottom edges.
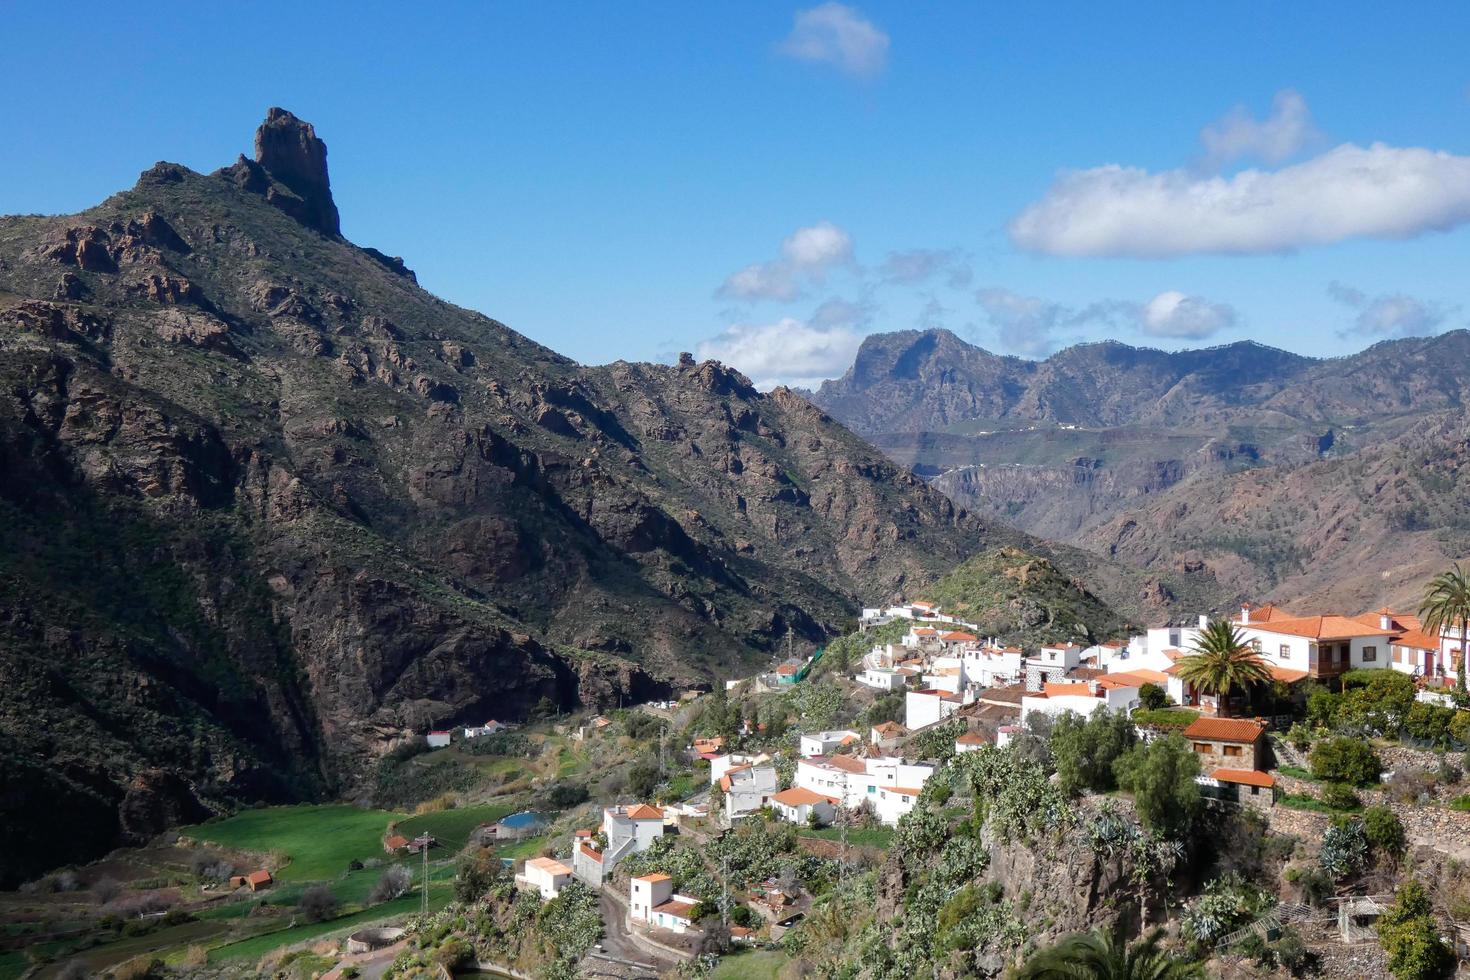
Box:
1131, 708, 1199, 731
1319, 782, 1361, 810
93, 877, 122, 904
1112, 734, 1201, 838
1051, 709, 1137, 797
1286, 864, 1334, 906
1285, 722, 1314, 752
297, 884, 339, 923
542, 780, 590, 809
1138, 683, 1169, 711
1309, 737, 1382, 787
1436, 755, 1462, 786
455, 847, 506, 904
369, 865, 413, 903
1378, 880, 1453, 980
1449, 794, 1470, 812
1363, 806, 1406, 857
1319, 821, 1367, 879
1405, 702, 1457, 745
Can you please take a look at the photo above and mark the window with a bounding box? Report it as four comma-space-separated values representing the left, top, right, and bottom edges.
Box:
1279, 644, 1290, 660
1223, 745, 1242, 757
1251, 639, 1262, 652
867, 785, 875, 794
1362, 645, 1377, 662
1193, 743, 1211, 754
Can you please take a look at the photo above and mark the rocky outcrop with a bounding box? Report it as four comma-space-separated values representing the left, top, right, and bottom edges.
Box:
252, 107, 340, 235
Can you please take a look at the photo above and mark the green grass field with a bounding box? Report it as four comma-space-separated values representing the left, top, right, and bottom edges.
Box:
799, 827, 895, 849
711, 949, 789, 979
496, 834, 550, 860
0, 950, 28, 980
184, 804, 404, 881
207, 879, 454, 962
396, 803, 515, 848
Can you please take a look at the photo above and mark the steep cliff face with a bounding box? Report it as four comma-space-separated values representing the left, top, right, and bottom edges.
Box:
0, 111, 1028, 883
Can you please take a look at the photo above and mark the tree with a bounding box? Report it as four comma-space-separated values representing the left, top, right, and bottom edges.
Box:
1011, 928, 1203, 979
1138, 683, 1169, 711
627, 760, 661, 799
1176, 619, 1271, 717
1052, 710, 1137, 797
297, 884, 340, 922
368, 865, 414, 903
1113, 735, 1201, 838
1309, 737, 1383, 787
454, 846, 505, 903
1362, 806, 1406, 858
1377, 880, 1452, 980
1419, 563, 1470, 693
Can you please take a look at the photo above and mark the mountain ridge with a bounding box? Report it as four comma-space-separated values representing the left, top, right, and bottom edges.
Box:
0, 110, 1217, 884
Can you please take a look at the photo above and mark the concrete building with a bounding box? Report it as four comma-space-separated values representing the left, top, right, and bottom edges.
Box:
771, 787, 837, 825
515, 857, 573, 900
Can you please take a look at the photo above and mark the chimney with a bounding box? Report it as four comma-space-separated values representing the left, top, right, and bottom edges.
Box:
1198, 614, 1209, 630
1241, 602, 1253, 624
1379, 608, 1392, 631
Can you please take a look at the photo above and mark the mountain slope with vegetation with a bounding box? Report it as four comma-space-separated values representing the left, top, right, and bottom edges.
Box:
0, 110, 1215, 884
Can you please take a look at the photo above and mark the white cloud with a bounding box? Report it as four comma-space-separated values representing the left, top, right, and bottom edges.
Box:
1329, 282, 1452, 338
976, 288, 1079, 357
977, 287, 1237, 354
780, 220, 853, 273
777, 3, 889, 79
718, 221, 854, 301
1009, 142, 1470, 258
1137, 290, 1237, 339
1200, 89, 1321, 169
878, 248, 973, 287
696, 316, 862, 389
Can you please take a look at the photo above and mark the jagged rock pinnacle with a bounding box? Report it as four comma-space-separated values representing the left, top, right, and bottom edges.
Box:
253, 107, 340, 236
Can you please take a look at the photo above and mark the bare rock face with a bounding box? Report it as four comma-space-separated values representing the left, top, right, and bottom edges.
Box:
252, 107, 341, 236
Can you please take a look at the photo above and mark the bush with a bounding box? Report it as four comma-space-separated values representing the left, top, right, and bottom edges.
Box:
1319, 782, 1361, 810
1051, 709, 1137, 797
542, 780, 590, 810
1309, 737, 1383, 787
455, 847, 506, 904
1406, 702, 1457, 745
93, 877, 122, 904
1285, 864, 1334, 906
297, 884, 340, 923
1138, 683, 1169, 710
1378, 880, 1453, 980
369, 865, 413, 903
1131, 708, 1199, 731
1436, 755, 1462, 785
1448, 794, 1470, 812
1113, 734, 1201, 838
1363, 806, 1406, 857
627, 761, 660, 800
1319, 821, 1368, 879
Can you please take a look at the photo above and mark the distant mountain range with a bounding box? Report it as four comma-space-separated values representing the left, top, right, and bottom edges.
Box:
810, 328, 1470, 613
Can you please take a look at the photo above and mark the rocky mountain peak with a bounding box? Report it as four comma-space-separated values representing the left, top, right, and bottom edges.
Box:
251, 107, 340, 236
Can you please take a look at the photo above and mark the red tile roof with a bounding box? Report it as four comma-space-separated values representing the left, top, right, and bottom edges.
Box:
1099, 669, 1168, 687
1212, 768, 1276, 788
776, 664, 799, 675
384, 835, 410, 850
1247, 615, 1392, 640
955, 731, 989, 745
579, 843, 603, 861
773, 787, 838, 806
941, 631, 978, 642
635, 872, 671, 882
1183, 717, 1267, 742
625, 803, 664, 820
1268, 665, 1308, 684
247, 870, 272, 887
653, 898, 699, 920
1042, 682, 1096, 698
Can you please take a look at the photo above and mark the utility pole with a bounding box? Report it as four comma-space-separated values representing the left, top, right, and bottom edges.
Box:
721, 850, 730, 930
420, 837, 430, 917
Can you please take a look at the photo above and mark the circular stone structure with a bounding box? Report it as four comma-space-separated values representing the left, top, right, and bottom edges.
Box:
346, 925, 405, 954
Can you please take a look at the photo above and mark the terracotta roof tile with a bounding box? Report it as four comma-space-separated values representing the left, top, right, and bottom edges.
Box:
1183, 717, 1267, 742
1212, 768, 1276, 788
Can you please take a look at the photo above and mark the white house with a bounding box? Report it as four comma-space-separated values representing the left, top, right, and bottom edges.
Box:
515, 857, 572, 900
870, 721, 906, 748
875, 783, 926, 825
1020, 681, 1140, 722
631, 873, 672, 922
463, 720, 510, 739
709, 751, 771, 786
1024, 645, 1087, 690
905, 688, 965, 730
799, 730, 862, 758
857, 667, 909, 692
574, 803, 666, 886
771, 787, 837, 825
426, 730, 452, 749
955, 730, 989, 754
722, 764, 779, 821
795, 755, 865, 807
958, 645, 1025, 689
652, 895, 701, 934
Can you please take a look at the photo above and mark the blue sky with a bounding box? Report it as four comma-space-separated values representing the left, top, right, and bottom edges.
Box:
6, 2, 1470, 386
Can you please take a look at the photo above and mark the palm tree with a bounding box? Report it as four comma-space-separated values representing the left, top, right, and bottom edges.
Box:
1011, 928, 1203, 979
1175, 619, 1272, 717
1419, 563, 1470, 693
